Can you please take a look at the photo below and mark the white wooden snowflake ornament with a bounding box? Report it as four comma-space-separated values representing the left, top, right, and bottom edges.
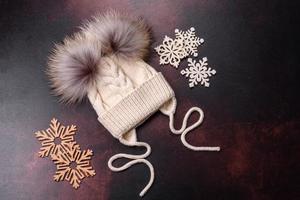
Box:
155, 27, 204, 68
181, 57, 216, 88
175, 27, 204, 57
155, 36, 188, 68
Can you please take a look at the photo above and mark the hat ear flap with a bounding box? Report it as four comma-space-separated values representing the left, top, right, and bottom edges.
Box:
121, 129, 137, 145
160, 97, 177, 116
47, 33, 101, 104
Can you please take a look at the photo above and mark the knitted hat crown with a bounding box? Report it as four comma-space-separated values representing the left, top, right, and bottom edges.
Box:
47, 11, 219, 197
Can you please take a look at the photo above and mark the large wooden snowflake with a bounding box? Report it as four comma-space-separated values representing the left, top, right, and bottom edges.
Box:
175, 27, 204, 57
155, 27, 205, 68
35, 118, 76, 157
34, 118, 96, 189
181, 57, 216, 88
51, 142, 96, 189
155, 36, 188, 68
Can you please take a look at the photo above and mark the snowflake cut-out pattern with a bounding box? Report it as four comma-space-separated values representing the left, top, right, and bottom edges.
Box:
35, 118, 76, 157
155, 36, 188, 68
181, 57, 216, 88
175, 27, 204, 57
51, 142, 96, 189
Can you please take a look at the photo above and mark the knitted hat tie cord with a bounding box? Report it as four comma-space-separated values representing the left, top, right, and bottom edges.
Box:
108, 138, 154, 197
168, 106, 221, 151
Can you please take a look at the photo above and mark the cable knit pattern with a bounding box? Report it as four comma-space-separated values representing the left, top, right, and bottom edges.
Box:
98, 58, 134, 107
98, 72, 174, 139
99, 58, 132, 87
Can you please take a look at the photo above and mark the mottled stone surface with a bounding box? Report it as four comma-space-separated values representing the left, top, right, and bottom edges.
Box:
0, 0, 299, 199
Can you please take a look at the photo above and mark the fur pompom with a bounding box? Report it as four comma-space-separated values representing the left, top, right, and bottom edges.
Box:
82, 11, 151, 60
47, 11, 151, 104
47, 33, 101, 104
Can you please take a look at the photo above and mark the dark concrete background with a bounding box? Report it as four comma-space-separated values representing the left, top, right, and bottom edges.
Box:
0, 0, 299, 199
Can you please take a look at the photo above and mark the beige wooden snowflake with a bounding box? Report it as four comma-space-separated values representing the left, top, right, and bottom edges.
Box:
155, 36, 188, 68
175, 27, 204, 57
51, 142, 96, 189
35, 118, 76, 157
181, 57, 216, 88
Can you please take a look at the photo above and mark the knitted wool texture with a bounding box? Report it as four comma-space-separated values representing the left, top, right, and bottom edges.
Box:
47, 11, 220, 197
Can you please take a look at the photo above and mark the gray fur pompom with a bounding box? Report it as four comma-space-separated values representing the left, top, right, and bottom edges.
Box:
82, 11, 150, 59
47, 33, 101, 104
47, 11, 151, 104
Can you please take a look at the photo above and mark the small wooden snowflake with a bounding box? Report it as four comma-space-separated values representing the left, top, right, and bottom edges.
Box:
35, 118, 77, 157
51, 142, 96, 189
181, 57, 216, 88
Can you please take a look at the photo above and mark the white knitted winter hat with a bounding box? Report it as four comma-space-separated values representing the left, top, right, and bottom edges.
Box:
47, 11, 220, 197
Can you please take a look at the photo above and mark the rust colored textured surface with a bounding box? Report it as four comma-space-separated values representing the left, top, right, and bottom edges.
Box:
0, 0, 299, 199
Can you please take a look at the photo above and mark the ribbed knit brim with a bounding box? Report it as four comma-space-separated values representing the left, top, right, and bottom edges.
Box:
98, 72, 174, 139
